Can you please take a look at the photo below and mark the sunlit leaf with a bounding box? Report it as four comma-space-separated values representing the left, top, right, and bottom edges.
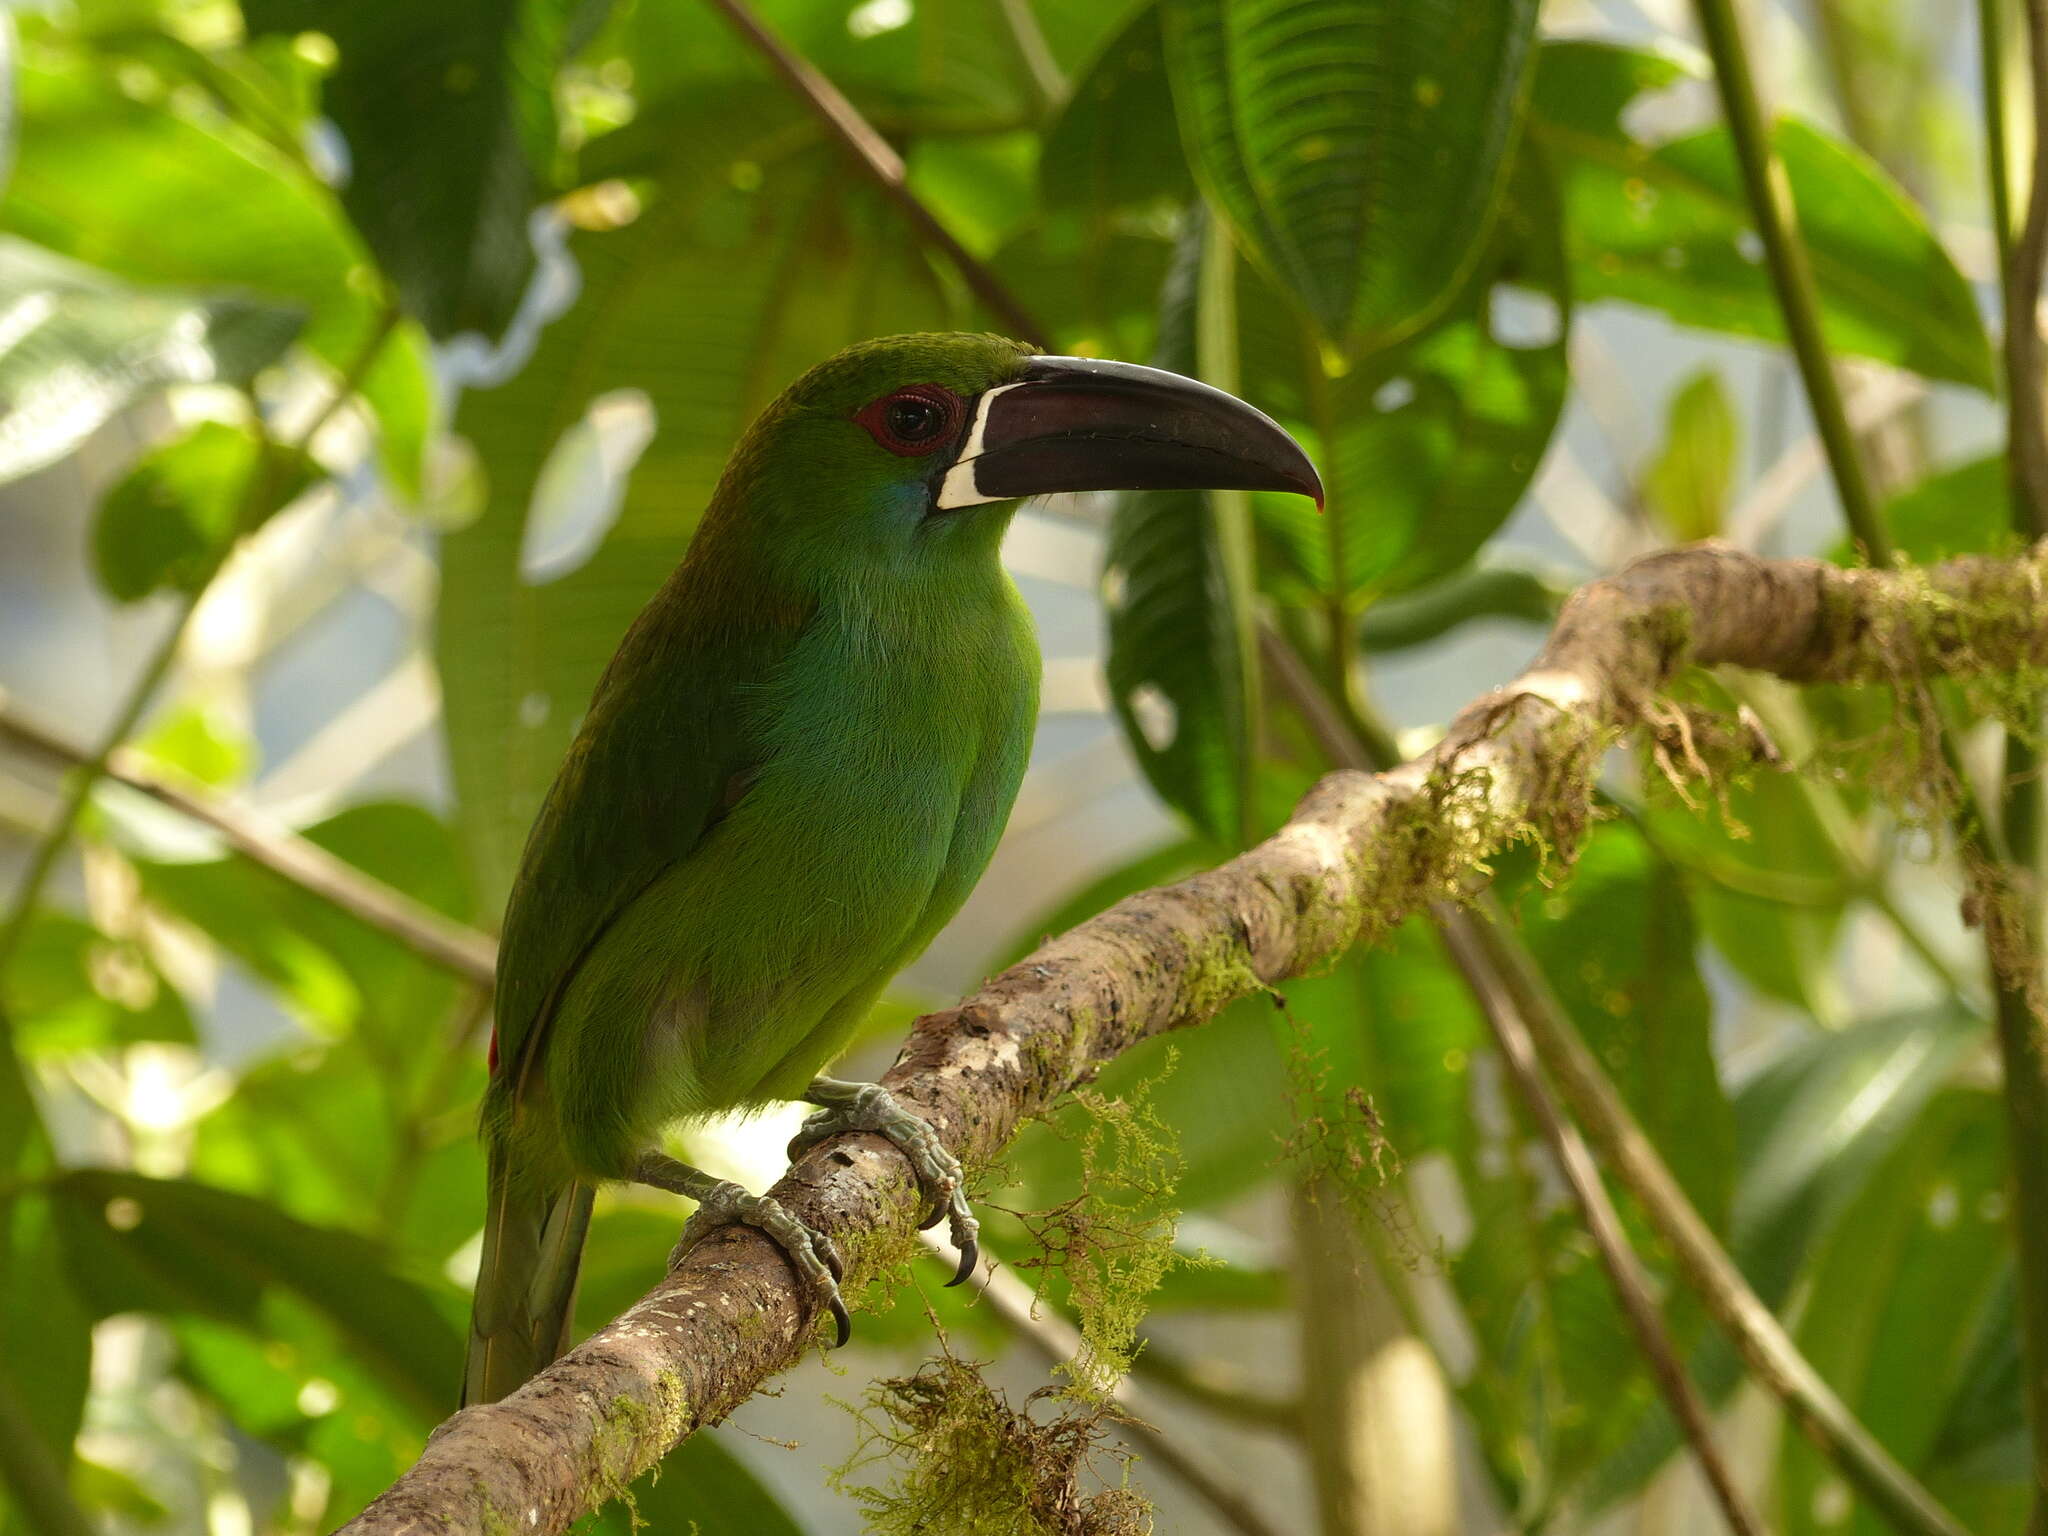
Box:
1, 908, 195, 1055
1162, 0, 1538, 351
1531, 40, 1994, 390
0, 237, 299, 485
1642, 366, 1736, 543
1, 55, 368, 357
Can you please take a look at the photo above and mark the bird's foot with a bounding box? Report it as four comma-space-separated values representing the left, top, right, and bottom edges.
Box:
792, 1079, 979, 1287
635, 1154, 850, 1347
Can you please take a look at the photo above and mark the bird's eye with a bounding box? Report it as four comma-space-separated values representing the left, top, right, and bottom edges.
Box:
854, 385, 962, 456
886, 397, 943, 442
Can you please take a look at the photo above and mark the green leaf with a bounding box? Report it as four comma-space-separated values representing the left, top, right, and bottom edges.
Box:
1254, 151, 1570, 603
242, 0, 578, 340
0, 50, 421, 475
1642, 367, 1737, 542
1, 908, 195, 1055
91, 421, 319, 602
1530, 40, 1994, 390
1, 55, 369, 359
47, 1169, 463, 1423
443, 120, 958, 910
1039, 6, 1191, 224
0, 237, 299, 485
1104, 217, 1254, 848
1514, 825, 1733, 1228
1859, 454, 2013, 566
0, 1195, 94, 1536
1778, 1089, 2019, 1534
1642, 748, 1850, 1015
1733, 1005, 1985, 1329
1355, 551, 1568, 653
585, 1431, 804, 1536
1161, 0, 1538, 351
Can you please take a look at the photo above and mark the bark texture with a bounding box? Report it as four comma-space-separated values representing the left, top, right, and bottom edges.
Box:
339, 542, 2048, 1536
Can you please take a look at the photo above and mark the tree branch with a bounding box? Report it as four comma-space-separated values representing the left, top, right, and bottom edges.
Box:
336, 541, 2047, 1536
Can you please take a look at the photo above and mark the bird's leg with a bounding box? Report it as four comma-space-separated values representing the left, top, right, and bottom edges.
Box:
790, 1078, 980, 1286
631, 1151, 850, 1347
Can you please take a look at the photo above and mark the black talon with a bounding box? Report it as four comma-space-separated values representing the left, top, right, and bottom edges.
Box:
946, 1236, 978, 1288
826, 1294, 852, 1348
820, 1234, 846, 1285
918, 1203, 946, 1232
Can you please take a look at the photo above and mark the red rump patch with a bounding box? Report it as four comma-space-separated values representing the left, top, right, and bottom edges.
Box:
487, 1027, 500, 1076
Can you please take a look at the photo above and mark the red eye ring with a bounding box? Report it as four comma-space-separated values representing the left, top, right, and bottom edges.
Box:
854, 384, 964, 456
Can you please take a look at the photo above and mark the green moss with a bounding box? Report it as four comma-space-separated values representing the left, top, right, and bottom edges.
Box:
1006, 1063, 1212, 1404
831, 1352, 1149, 1535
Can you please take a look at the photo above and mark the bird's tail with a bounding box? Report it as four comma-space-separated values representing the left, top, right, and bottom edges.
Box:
462, 1144, 595, 1407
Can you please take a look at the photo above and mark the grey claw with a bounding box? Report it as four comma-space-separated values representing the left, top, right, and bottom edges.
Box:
827, 1294, 852, 1348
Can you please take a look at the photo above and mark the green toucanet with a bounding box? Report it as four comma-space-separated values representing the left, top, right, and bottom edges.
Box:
463, 332, 1321, 1406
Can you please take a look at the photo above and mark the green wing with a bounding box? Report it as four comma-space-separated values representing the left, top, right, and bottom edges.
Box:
488, 584, 804, 1093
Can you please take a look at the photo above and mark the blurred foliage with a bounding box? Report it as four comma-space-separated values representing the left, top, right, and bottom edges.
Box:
0, 0, 2032, 1532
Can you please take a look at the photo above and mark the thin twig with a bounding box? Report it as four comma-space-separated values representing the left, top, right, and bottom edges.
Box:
701, 0, 1045, 342
0, 700, 498, 987
1260, 624, 1767, 1536
926, 1232, 1288, 1536
1689, 0, 1891, 562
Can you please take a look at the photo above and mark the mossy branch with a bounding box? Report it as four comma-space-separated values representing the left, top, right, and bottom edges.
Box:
335, 541, 2048, 1536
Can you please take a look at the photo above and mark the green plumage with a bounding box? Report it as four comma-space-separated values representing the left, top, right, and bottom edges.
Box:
465, 335, 1042, 1403
462, 329, 1321, 1404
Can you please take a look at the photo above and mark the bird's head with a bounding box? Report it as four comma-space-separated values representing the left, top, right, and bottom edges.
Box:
712, 332, 1322, 575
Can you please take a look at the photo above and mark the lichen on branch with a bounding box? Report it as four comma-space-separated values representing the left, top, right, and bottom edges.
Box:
337, 541, 2048, 1536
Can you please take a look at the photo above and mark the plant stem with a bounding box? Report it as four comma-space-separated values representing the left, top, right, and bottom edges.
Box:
1196, 213, 1264, 851
1984, 0, 2048, 1513
1290, 1178, 1462, 1536
1259, 620, 1971, 1536
1689, 0, 1891, 562
701, 0, 1044, 341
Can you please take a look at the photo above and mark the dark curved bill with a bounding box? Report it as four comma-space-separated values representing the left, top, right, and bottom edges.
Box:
933, 355, 1323, 512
